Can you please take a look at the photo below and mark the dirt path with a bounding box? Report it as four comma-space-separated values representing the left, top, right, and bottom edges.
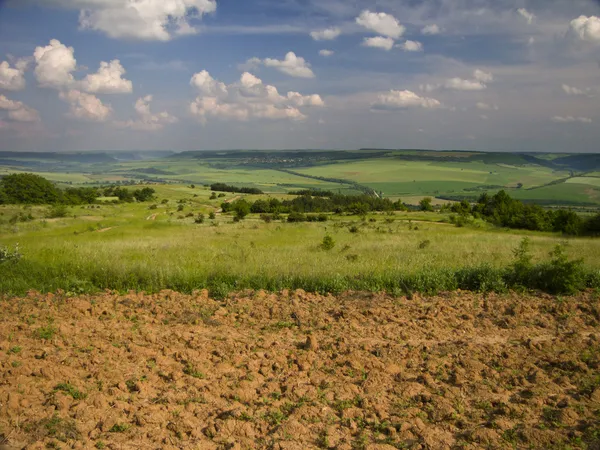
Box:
1, 290, 598, 449
146, 213, 158, 221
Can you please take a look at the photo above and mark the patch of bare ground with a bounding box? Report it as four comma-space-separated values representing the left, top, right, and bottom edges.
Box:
0, 290, 599, 449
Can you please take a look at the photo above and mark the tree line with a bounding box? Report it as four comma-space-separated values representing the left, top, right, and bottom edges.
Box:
447, 190, 600, 236
210, 183, 264, 195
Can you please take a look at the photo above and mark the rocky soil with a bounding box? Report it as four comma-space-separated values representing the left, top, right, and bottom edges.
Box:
0, 289, 599, 449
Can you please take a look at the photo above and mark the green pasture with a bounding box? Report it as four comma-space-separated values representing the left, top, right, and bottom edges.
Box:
1, 193, 599, 295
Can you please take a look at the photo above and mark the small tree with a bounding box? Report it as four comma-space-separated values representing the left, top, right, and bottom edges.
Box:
321, 235, 335, 251
419, 197, 434, 212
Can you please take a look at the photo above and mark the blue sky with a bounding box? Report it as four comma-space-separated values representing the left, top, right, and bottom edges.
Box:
0, 0, 599, 152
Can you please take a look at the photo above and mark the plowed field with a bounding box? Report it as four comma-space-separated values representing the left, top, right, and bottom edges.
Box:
1, 290, 599, 449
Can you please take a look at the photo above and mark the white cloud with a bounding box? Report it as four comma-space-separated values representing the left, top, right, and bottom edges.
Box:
75, 0, 217, 41
444, 69, 493, 91
517, 8, 535, 25
569, 16, 600, 44
0, 94, 40, 122
562, 84, 587, 95
362, 36, 395, 51
400, 40, 423, 52
0, 60, 26, 91
476, 102, 499, 111
419, 83, 438, 93
190, 70, 228, 96
79, 60, 133, 94
59, 89, 112, 122
115, 95, 177, 131
356, 10, 405, 39
551, 116, 592, 123
33, 39, 77, 89
310, 27, 341, 41
263, 52, 315, 78
421, 24, 440, 35
319, 49, 334, 57
372, 90, 441, 110
444, 78, 486, 91
189, 71, 323, 123
474, 69, 493, 83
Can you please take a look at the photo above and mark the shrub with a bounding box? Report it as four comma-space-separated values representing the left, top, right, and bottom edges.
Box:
419, 197, 434, 212
148, 204, 158, 210
287, 212, 306, 223
0, 244, 21, 264
349, 225, 359, 233
208, 212, 216, 220
418, 240, 431, 249
195, 214, 205, 224
261, 214, 272, 223
321, 235, 335, 251
530, 244, 586, 295
46, 204, 69, 219
177, 204, 184, 212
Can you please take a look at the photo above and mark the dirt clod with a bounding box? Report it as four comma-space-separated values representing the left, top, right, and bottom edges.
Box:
1, 290, 599, 449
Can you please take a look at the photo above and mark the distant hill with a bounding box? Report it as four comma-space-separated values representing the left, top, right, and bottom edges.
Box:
0, 150, 175, 164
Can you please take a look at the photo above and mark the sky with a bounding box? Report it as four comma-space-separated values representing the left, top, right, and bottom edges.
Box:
0, 0, 599, 153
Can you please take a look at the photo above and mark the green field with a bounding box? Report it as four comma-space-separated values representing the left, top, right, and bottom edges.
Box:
2, 149, 600, 205
1, 182, 599, 296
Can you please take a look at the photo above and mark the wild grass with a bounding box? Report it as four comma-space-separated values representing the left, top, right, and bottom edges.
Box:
1, 199, 599, 297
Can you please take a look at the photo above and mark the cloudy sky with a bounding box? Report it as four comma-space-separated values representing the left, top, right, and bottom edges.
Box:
0, 0, 599, 152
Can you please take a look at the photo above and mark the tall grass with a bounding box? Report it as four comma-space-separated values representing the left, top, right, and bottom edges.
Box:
1, 210, 599, 297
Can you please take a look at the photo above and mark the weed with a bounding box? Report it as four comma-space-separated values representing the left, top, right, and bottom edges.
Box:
109, 423, 130, 433
54, 383, 87, 400
183, 362, 205, 379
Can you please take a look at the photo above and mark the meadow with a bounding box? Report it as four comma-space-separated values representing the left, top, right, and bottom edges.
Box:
1, 183, 599, 297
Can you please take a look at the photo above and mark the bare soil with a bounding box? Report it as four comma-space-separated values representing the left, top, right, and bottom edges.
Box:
1, 290, 599, 449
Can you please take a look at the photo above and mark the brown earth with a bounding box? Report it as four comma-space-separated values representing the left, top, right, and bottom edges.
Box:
0, 290, 599, 449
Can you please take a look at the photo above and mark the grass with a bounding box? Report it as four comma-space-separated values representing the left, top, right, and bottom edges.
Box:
54, 382, 87, 400
1, 195, 599, 297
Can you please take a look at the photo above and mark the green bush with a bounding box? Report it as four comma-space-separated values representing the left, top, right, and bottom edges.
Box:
321, 235, 335, 251
46, 204, 69, 219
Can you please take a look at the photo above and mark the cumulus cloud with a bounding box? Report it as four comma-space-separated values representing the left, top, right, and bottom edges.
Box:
517, 8, 535, 25
74, 0, 217, 41
421, 24, 440, 35
362, 36, 395, 51
356, 10, 405, 39
319, 49, 334, 57
115, 95, 177, 131
189, 71, 324, 123
79, 60, 133, 94
569, 16, 600, 44
444, 69, 493, 91
0, 60, 27, 91
0, 94, 40, 122
33, 39, 77, 89
59, 89, 112, 122
372, 90, 441, 110
310, 27, 341, 41
551, 116, 592, 123
476, 102, 499, 111
262, 52, 315, 78
400, 40, 423, 52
